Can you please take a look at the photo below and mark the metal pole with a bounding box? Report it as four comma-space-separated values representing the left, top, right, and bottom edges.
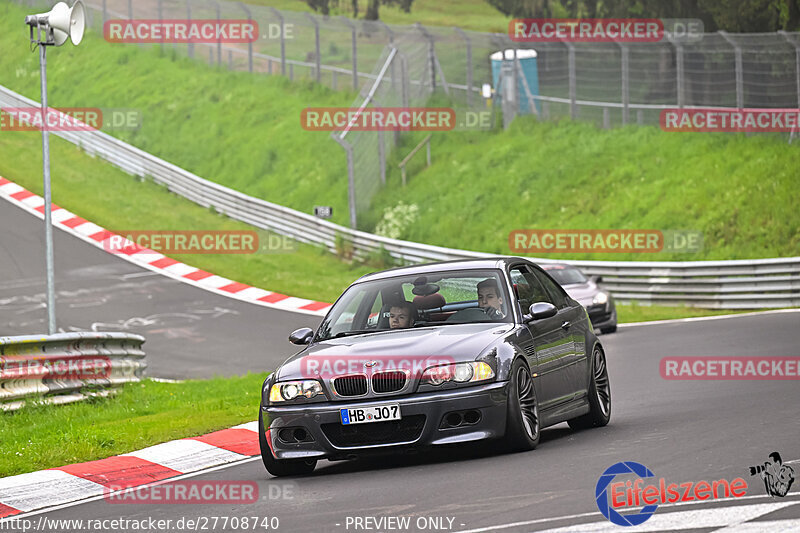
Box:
186, 0, 194, 58
619, 44, 629, 124
157, 0, 163, 52
305, 13, 321, 83
238, 3, 253, 72
567, 42, 576, 119
215, 2, 221, 66
454, 27, 472, 106
426, 137, 431, 166
720, 32, 743, 108
340, 17, 358, 91
39, 44, 56, 335
417, 23, 436, 92
676, 44, 684, 108
102, 0, 107, 25
378, 129, 386, 185
127, 0, 132, 19
268, 7, 285, 76
779, 32, 800, 109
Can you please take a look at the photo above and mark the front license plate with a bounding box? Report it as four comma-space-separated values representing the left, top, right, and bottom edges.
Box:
340, 404, 401, 425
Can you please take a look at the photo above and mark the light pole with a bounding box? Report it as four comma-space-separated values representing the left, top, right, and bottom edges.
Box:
24, 1, 86, 334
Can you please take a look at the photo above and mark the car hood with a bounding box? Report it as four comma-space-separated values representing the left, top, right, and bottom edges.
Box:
276, 323, 514, 380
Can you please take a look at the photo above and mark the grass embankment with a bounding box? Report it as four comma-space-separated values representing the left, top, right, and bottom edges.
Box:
0, 374, 267, 477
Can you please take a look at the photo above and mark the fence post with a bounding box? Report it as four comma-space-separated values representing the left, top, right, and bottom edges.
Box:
332, 134, 357, 229
567, 42, 577, 119
213, 1, 222, 66
268, 7, 286, 76
238, 2, 253, 73
186, 0, 194, 58
305, 13, 322, 83
603, 107, 610, 129
454, 27, 473, 106
779, 31, 800, 110
378, 129, 386, 185
127, 0, 132, 19
157, 0, 163, 51
619, 43, 629, 124
102, 0, 107, 25
416, 23, 436, 93
337, 17, 358, 91
399, 52, 409, 108
719, 31, 744, 108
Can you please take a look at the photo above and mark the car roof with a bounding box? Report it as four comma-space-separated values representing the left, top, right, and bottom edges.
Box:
355, 257, 533, 284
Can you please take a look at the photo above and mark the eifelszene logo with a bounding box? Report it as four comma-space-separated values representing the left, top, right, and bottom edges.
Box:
749, 451, 795, 497
596, 461, 748, 526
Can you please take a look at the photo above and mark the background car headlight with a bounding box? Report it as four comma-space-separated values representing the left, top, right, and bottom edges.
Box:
421, 362, 494, 386
268, 380, 323, 402
593, 291, 609, 305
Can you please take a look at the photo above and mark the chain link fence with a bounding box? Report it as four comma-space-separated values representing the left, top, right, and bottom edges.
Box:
13, 0, 800, 225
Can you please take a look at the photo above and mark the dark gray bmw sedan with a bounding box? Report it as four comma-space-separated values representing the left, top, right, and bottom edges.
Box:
259, 258, 611, 476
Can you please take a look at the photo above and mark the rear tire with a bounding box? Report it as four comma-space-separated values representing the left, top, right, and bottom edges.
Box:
258, 412, 317, 477
568, 346, 611, 430
502, 359, 540, 452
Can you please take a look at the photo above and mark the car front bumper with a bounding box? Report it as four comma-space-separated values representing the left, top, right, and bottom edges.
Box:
261, 381, 509, 460
587, 302, 617, 330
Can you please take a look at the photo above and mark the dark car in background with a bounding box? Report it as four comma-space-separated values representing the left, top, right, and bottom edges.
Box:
258, 258, 611, 477
541, 264, 617, 334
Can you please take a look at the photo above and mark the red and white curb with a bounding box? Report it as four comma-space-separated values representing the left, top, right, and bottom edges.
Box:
0, 421, 260, 518
0, 176, 332, 317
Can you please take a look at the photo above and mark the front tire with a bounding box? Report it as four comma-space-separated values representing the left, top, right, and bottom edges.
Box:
258, 412, 317, 477
502, 359, 540, 452
568, 346, 611, 430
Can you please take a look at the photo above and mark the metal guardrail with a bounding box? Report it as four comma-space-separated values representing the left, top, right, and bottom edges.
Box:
1, 83, 798, 309
0, 332, 146, 411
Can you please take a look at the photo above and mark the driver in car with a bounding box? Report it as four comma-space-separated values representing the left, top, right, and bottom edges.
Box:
477, 278, 506, 320
389, 301, 416, 329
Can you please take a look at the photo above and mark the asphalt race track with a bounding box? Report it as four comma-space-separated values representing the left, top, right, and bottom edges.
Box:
0, 201, 320, 379
2, 199, 800, 532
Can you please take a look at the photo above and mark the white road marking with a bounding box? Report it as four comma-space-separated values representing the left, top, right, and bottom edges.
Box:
619, 308, 800, 328
0, 470, 104, 512
123, 439, 248, 474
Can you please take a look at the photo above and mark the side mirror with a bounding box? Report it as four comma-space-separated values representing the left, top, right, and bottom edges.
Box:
590, 275, 603, 284
525, 302, 557, 322
288, 327, 314, 345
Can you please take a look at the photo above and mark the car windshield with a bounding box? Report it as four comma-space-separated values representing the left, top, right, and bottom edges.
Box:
543, 266, 588, 285
315, 269, 511, 341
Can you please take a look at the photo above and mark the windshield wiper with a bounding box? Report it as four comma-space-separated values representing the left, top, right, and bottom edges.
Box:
330, 329, 376, 339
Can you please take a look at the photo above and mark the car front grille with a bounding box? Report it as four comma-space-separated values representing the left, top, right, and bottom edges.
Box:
333, 375, 368, 397
372, 370, 406, 393
321, 415, 426, 447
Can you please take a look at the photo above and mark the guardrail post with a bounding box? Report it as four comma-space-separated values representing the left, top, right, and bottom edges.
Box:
268, 7, 286, 76
186, 0, 194, 58
340, 17, 358, 91
238, 2, 253, 72
454, 27, 473, 106
305, 13, 322, 83
720, 31, 744, 108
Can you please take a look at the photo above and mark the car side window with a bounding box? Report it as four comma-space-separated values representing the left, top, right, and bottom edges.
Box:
510, 265, 552, 313
534, 269, 569, 309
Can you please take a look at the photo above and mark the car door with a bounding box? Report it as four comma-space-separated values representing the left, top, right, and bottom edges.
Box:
533, 266, 589, 401
508, 264, 572, 411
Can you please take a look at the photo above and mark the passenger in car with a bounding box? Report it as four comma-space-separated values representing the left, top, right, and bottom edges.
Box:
477, 278, 506, 320
389, 301, 416, 329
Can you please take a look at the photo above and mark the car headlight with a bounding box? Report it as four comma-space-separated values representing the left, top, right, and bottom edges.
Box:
593, 291, 609, 305
268, 380, 324, 403
421, 362, 494, 386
